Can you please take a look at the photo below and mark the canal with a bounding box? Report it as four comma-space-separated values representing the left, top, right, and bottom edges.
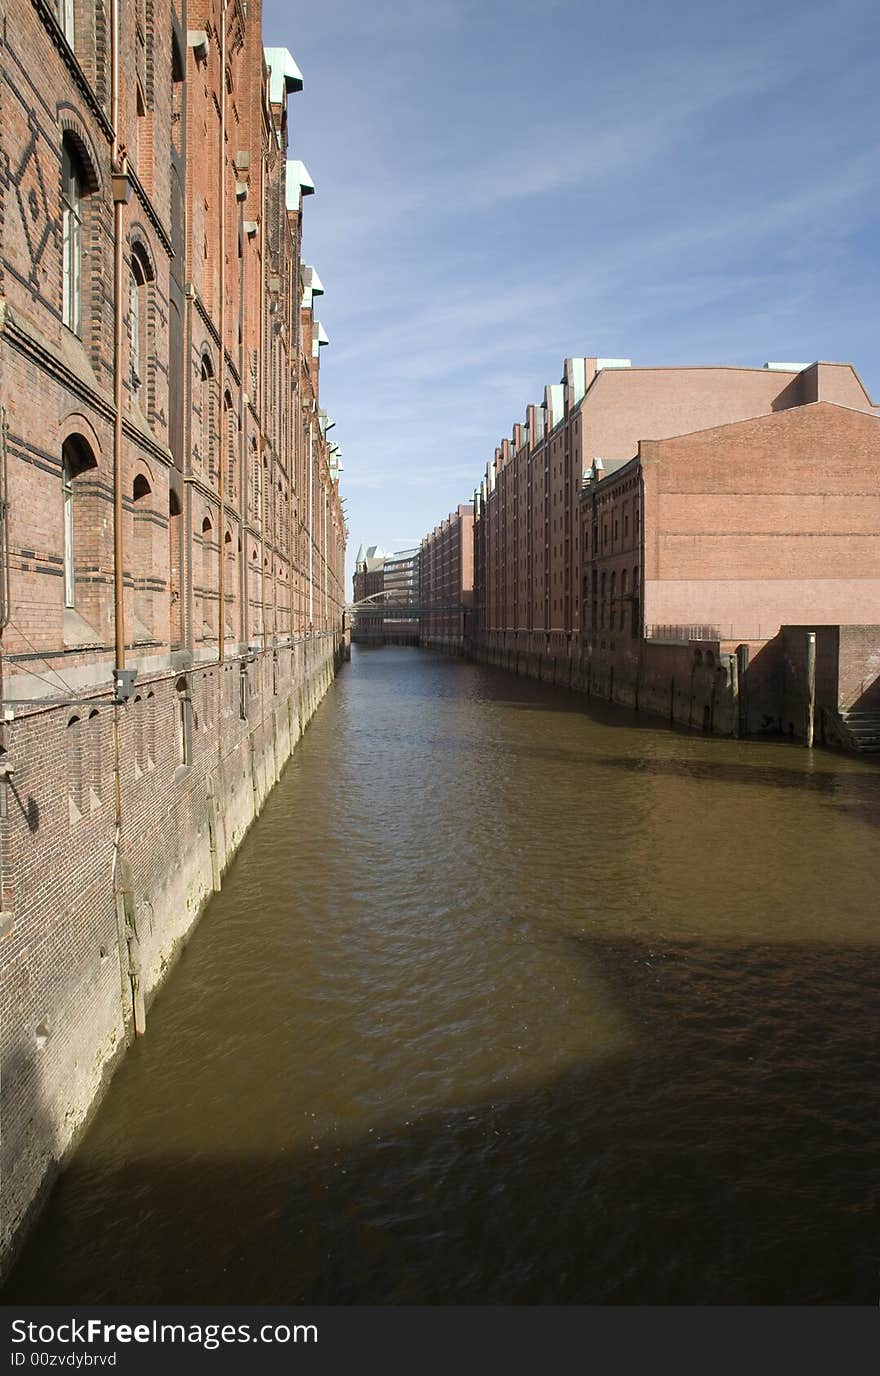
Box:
6, 646, 880, 1303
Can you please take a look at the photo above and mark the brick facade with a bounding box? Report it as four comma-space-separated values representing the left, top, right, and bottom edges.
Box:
0, 0, 346, 1273
426, 354, 879, 735
419, 504, 473, 653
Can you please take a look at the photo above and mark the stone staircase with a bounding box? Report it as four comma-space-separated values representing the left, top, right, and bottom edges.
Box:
838, 711, 880, 753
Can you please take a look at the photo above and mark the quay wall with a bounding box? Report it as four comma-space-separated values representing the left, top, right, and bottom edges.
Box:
466, 628, 880, 745
0, 634, 343, 1281
468, 634, 739, 734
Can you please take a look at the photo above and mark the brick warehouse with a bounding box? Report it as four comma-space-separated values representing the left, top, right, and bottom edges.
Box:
0, 0, 346, 1272
447, 355, 879, 742
419, 504, 473, 654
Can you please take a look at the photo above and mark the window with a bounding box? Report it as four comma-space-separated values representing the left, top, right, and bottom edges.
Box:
88, 708, 101, 806
61, 138, 84, 334
146, 690, 156, 769
132, 473, 153, 636
66, 714, 83, 821
199, 355, 214, 478
201, 515, 214, 636
57, 0, 74, 44
134, 83, 146, 174
224, 530, 236, 639
175, 676, 192, 766
62, 450, 75, 607
169, 490, 182, 647
224, 391, 236, 503
61, 435, 98, 609
130, 259, 145, 396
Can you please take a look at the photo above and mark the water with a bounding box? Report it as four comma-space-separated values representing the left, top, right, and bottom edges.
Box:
6, 646, 880, 1303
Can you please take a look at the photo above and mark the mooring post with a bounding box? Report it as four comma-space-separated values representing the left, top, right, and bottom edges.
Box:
806, 631, 816, 748
730, 652, 740, 738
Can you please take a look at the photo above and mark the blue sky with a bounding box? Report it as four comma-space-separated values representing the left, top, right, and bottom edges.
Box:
263, 0, 880, 590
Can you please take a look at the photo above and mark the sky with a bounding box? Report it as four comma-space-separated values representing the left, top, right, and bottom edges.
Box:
263, 0, 880, 592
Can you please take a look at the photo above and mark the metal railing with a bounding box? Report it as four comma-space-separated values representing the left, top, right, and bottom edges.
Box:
645, 623, 773, 644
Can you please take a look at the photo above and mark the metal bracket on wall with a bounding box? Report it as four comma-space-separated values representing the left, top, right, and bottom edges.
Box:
113, 668, 138, 703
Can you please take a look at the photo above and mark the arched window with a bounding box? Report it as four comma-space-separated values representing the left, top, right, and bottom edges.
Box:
146, 690, 156, 769
134, 82, 147, 179
224, 529, 237, 640
88, 708, 101, 805
250, 438, 260, 524
174, 675, 192, 766
132, 473, 153, 637
201, 515, 214, 637
66, 713, 83, 820
224, 391, 236, 504
130, 246, 152, 401
199, 354, 214, 478
133, 693, 145, 773
61, 434, 98, 609
169, 489, 182, 647
61, 136, 86, 334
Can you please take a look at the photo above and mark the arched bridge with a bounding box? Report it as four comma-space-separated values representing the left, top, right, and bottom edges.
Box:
347, 590, 468, 619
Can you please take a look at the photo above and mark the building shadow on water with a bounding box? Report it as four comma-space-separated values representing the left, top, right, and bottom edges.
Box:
3, 932, 878, 1306
595, 753, 880, 830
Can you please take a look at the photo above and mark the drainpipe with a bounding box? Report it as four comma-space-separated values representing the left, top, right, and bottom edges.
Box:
636, 464, 646, 708
109, 0, 143, 1036
0, 410, 9, 909
110, 0, 129, 679
258, 102, 267, 647
288, 270, 297, 640
308, 423, 314, 626
216, 0, 227, 666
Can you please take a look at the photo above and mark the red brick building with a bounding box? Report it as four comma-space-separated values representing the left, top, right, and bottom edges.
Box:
472, 356, 876, 689
0, 0, 346, 1273
580, 398, 880, 737
420, 504, 474, 653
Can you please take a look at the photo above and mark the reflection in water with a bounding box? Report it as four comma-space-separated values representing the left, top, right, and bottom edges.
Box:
6, 646, 880, 1302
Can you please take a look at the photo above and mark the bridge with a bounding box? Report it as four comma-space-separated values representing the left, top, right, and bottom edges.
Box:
347, 590, 469, 619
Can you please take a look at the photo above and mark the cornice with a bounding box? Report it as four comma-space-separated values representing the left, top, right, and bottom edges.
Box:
3, 303, 172, 468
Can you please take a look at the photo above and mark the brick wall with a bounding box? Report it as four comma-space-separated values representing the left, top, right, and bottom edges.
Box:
420, 504, 473, 652
0, 0, 347, 1274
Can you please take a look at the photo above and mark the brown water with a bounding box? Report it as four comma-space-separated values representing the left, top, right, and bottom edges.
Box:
6, 645, 880, 1303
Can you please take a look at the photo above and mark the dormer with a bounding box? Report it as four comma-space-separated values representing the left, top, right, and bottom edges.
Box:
285, 159, 315, 212
264, 47, 304, 102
